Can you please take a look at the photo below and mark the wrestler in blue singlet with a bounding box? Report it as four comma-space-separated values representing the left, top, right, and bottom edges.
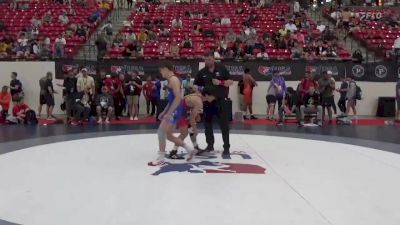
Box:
165, 79, 184, 125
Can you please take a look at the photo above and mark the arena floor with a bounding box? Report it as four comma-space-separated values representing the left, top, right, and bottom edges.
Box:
0, 123, 399, 225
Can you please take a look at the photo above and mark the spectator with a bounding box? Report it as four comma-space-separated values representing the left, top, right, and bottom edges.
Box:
142, 76, 156, 116
171, 16, 183, 29
147, 30, 158, 42
345, 76, 357, 120
170, 40, 180, 57
266, 71, 286, 120
12, 99, 30, 124
87, 10, 101, 24
293, 30, 305, 45
221, 15, 231, 26
0, 40, 9, 57
336, 76, 348, 116
225, 29, 237, 43
122, 40, 139, 58
291, 42, 304, 59
299, 87, 322, 126
393, 36, 400, 62
112, 33, 125, 47
38, 75, 47, 117
66, 6, 76, 16
71, 87, 92, 125
17, 33, 29, 50
316, 21, 326, 32
396, 76, 400, 121
62, 68, 78, 123
160, 27, 170, 37
31, 15, 41, 28
53, 33, 66, 58
299, 71, 318, 97
235, 8, 244, 14
95, 33, 108, 59
181, 34, 192, 49
318, 71, 335, 122
126, 31, 137, 42
58, 12, 69, 25
193, 23, 202, 34
138, 29, 148, 43
75, 24, 87, 38
0, 86, 11, 121
42, 11, 52, 25
293, 0, 300, 13
43, 72, 57, 120
112, 73, 125, 120
256, 48, 269, 58
102, 20, 113, 41
77, 68, 95, 93
125, 71, 142, 120
276, 87, 301, 126
0, 20, 5, 32
154, 18, 164, 28
96, 86, 114, 124
10, 72, 23, 103
285, 20, 297, 33
212, 16, 221, 25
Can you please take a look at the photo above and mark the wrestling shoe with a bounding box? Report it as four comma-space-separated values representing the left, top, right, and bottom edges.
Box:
167, 150, 184, 160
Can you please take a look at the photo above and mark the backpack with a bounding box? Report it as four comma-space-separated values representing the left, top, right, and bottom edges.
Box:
24, 110, 38, 125
354, 82, 362, 100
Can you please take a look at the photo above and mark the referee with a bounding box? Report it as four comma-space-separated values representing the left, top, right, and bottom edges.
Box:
194, 52, 233, 156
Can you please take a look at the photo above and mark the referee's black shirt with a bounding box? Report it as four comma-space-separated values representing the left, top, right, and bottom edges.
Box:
194, 63, 231, 99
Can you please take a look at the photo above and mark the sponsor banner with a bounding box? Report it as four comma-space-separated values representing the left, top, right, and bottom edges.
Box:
55, 59, 399, 82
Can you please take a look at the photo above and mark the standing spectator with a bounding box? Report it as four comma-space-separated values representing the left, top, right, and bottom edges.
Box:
112, 73, 125, 120
396, 76, 400, 121
10, 72, 23, 103
276, 87, 301, 126
95, 33, 108, 60
58, 12, 69, 25
337, 76, 348, 116
43, 72, 57, 120
96, 86, 114, 124
77, 68, 95, 93
299, 87, 323, 126
345, 76, 357, 120
318, 71, 335, 122
0, 86, 11, 121
266, 71, 286, 120
142, 76, 157, 116
61, 68, 77, 123
38, 75, 47, 117
125, 71, 142, 120
54, 33, 66, 58
171, 16, 183, 29
241, 68, 257, 120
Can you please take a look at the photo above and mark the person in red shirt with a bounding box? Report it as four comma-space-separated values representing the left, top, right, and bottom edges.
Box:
299, 71, 318, 98
142, 76, 156, 116
12, 100, 30, 123
0, 86, 11, 121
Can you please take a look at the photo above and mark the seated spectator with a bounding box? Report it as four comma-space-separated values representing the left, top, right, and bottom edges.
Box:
157, 3, 167, 11
235, 8, 244, 14
322, 26, 336, 42
143, 18, 152, 31
181, 34, 192, 49
171, 16, 183, 29
244, 26, 257, 37
170, 40, 180, 57
138, 29, 148, 43
160, 27, 170, 37
147, 30, 158, 42
125, 31, 137, 42
285, 20, 297, 33
71, 87, 92, 125
66, 23, 77, 37
314, 40, 327, 58
299, 87, 322, 126
67, 6, 76, 16
278, 27, 288, 37
203, 28, 215, 38
0, 41, 9, 57
293, 30, 305, 45
277, 87, 301, 125
113, 33, 125, 47
31, 15, 41, 28
256, 48, 269, 59
59, 12, 69, 25
291, 42, 304, 59
12, 99, 30, 124
96, 86, 114, 124
0, 20, 5, 32
193, 23, 202, 34
352, 49, 363, 63
122, 40, 140, 58
212, 16, 221, 25
153, 18, 164, 28
225, 29, 237, 43
316, 21, 326, 33
75, 24, 87, 38
221, 15, 231, 26
0, 86, 11, 121
88, 10, 101, 24
53, 33, 66, 58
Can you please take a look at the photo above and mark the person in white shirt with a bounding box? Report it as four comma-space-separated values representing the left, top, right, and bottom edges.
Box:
285, 20, 297, 33
59, 13, 69, 25
221, 15, 231, 25
293, 0, 300, 13
17, 34, 28, 47
77, 68, 95, 93
54, 33, 66, 58
394, 37, 400, 61
256, 48, 269, 58
316, 21, 326, 32
171, 16, 182, 28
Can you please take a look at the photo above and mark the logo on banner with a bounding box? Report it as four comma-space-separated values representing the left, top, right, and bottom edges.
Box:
306, 65, 339, 76
352, 65, 365, 78
62, 64, 95, 74
110, 65, 145, 75
148, 151, 266, 176
225, 65, 245, 76
258, 66, 291, 76
173, 65, 192, 75
375, 65, 387, 78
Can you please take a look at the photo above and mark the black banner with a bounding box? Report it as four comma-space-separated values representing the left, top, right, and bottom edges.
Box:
55, 59, 400, 82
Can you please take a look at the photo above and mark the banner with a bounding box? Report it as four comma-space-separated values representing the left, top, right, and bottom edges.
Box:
55, 59, 400, 82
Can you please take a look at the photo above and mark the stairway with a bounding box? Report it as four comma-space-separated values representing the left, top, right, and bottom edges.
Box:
75, 9, 134, 60
308, 7, 381, 63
